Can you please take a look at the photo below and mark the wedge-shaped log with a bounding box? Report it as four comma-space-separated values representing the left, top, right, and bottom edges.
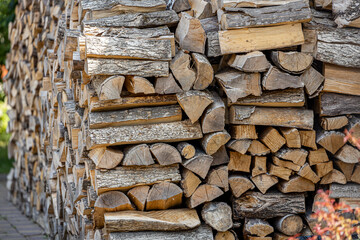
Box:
155, 74, 183, 95
218, 23, 304, 55
259, 127, 286, 153
229, 106, 314, 130
271, 51, 312, 74
206, 166, 229, 191
181, 169, 201, 198
272, 156, 301, 172
92, 75, 125, 101
335, 160, 355, 182
301, 67, 324, 98
211, 146, 230, 166
351, 165, 360, 184
231, 125, 258, 140
227, 139, 252, 154
125, 76, 155, 95
187, 184, 224, 208
170, 50, 196, 91
262, 66, 303, 91
315, 161, 333, 178
127, 186, 150, 211
247, 140, 270, 156
252, 156, 267, 177
279, 127, 301, 148
123, 144, 154, 166
201, 92, 225, 134
275, 148, 308, 166
95, 165, 181, 194
228, 152, 251, 172
220, 0, 303, 8
244, 219, 274, 237
232, 191, 305, 219
319, 93, 360, 116
297, 163, 320, 183
229, 174, 255, 198
146, 182, 183, 210
228, 51, 270, 73
202, 202, 233, 232
86, 120, 203, 149
192, 53, 214, 90
177, 91, 213, 123
104, 209, 200, 232
335, 144, 360, 164
89, 147, 123, 169
308, 148, 328, 166
150, 143, 182, 165
278, 176, 315, 193
321, 116, 348, 131
251, 174, 278, 194
182, 151, 213, 179
299, 130, 317, 150
320, 169, 347, 185
201, 130, 231, 155
316, 131, 345, 154
269, 164, 292, 181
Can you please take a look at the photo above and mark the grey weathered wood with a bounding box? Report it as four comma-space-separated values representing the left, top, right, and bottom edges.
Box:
86, 36, 172, 60
79, 0, 167, 13
122, 144, 154, 166
86, 120, 203, 149
83, 25, 171, 37
168, 0, 191, 13
220, 1, 311, 30
228, 51, 270, 73
85, 58, 169, 77
206, 32, 222, 57
150, 143, 182, 165
182, 151, 213, 179
333, 0, 360, 28
201, 202, 233, 232
220, 0, 304, 9
329, 183, 360, 198
262, 66, 304, 91
170, 50, 196, 91
95, 164, 181, 193
155, 74, 183, 95
201, 92, 225, 134
319, 93, 360, 116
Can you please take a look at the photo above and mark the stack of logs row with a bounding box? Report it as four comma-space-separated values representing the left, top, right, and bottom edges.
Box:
4, 0, 360, 239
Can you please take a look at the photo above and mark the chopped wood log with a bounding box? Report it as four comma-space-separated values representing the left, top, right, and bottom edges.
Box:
316, 131, 345, 154
201, 92, 226, 134
335, 160, 355, 182
187, 184, 224, 208
228, 152, 252, 172
150, 143, 182, 165
301, 28, 317, 55
127, 186, 150, 211
146, 182, 183, 210
259, 127, 286, 153
350, 165, 360, 184
206, 31, 222, 57
206, 166, 229, 191
308, 148, 329, 166
252, 156, 267, 177
202, 202, 233, 232
320, 169, 347, 185
155, 74, 183, 95
89, 147, 123, 169
82, 25, 172, 37
122, 144, 155, 166
300, 67, 324, 98
315, 161, 333, 178
177, 142, 196, 159
274, 214, 303, 236
201, 130, 231, 155
87, 120, 203, 149
247, 140, 270, 156
170, 0, 192, 12
220, 0, 302, 8
177, 91, 213, 123
297, 163, 320, 183
92, 75, 125, 101
269, 164, 292, 181
227, 139, 252, 154
299, 130, 317, 150
229, 106, 314, 130
333, 0, 360, 28
262, 66, 303, 91
275, 148, 308, 166
215, 70, 261, 103
279, 128, 301, 149
182, 150, 213, 179
339, 198, 360, 210
244, 219, 274, 237
85, 58, 169, 77
329, 183, 360, 198
218, 23, 304, 55
170, 50, 196, 91
314, 0, 332, 10
175, 13, 206, 53
251, 174, 278, 194
229, 174, 255, 198
232, 191, 306, 219
319, 93, 360, 116
108, 224, 213, 240
335, 144, 360, 164
228, 51, 270, 72
125, 76, 155, 95
191, 0, 214, 19
245, 237, 272, 240
192, 53, 214, 90
215, 231, 237, 240
271, 51, 312, 74
278, 176, 315, 193
88, 105, 182, 129
231, 125, 258, 140
321, 116, 348, 131
272, 156, 301, 172
181, 169, 202, 197
95, 165, 181, 194
104, 209, 200, 232
211, 146, 230, 166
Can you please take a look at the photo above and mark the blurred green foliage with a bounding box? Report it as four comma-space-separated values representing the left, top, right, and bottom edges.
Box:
0, 99, 11, 173
0, 0, 16, 66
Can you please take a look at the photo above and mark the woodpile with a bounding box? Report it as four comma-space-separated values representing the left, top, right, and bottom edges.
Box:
3, 0, 360, 239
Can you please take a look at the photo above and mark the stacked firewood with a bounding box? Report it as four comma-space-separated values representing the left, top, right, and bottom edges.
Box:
4, 0, 360, 239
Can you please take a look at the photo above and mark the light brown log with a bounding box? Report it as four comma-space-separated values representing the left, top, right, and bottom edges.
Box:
227, 139, 252, 155
206, 165, 229, 191
278, 176, 315, 193
228, 152, 252, 172
275, 148, 308, 166
335, 144, 360, 164
125, 76, 155, 95
123, 144, 155, 166
187, 184, 224, 208
191, 0, 214, 19
350, 165, 360, 184
274, 214, 303, 236
201, 202, 233, 232
321, 116, 348, 131
211, 146, 230, 166
228, 174, 255, 198
177, 142, 196, 159
155, 74, 183, 95
231, 125, 258, 140
150, 143, 182, 165
192, 53, 214, 90
175, 13, 206, 53
177, 90, 213, 123
244, 219, 274, 237
104, 209, 200, 232
215, 231, 237, 240
170, 50, 196, 91
201, 130, 231, 155
262, 66, 303, 91
182, 150, 213, 179
299, 130, 317, 150
146, 182, 183, 210
316, 131, 345, 154
251, 174, 278, 194
181, 169, 202, 197
252, 156, 267, 177
272, 156, 301, 172
228, 51, 270, 72
92, 75, 125, 101
279, 127, 301, 148
301, 28, 317, 55
315, 161, 333, 178
245, 236, 272, 240
300, 67, 324, 98
297, 163, 320, 183
320, 169, 347, 185
269, 164, 292, 181
271, 51, 312, 74
308, 148, 329, 166
127, 186, 150, 211
259, 127, 286, 153
335, 160, 355, 182
247, 140, 270, 156
201, 92, 225, 134
89, 147, 123, 169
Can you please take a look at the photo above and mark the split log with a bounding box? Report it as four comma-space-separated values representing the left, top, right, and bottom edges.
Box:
259, 127, 286, 153
211, 146, 230, 166
332, 0, 360, 28
182, 151, 213, 179
245, 237, 272, 240
269, 164, 292, 181
187, 184, 224, 208
227, 139, 252, 155
321, 116, 348, 130
229, 106, 314, 130
335, 144, 360, 164
177, 142, 196, 159
191, 0, 214, 19
177, 91, 213, 123
95, 165, 181, 194
170, 50, 196, 91
83, 25, 172, 37
127, 186, 150, 211
244, 219, 274, 237
335, 160, 355, 182
271, 51, 312, 74
104, 209, 200, 232
215, 231, 237, 240
329, 183, 360, 198
275, 148, 308, 166
218, 23, 304, 55
150, 143, 182, 165
192, 53, 214, 90
201, 202, 233, 232
308, 148, 329, 166
181, 169, 202, 197
122, 144, 155, 166
155, 74, 183, 95
228, 174, 255, 198
232, 191, 306, 219
125, 76, 155, 95
88, 147, 123, 169
274, 214, 303, 236
251, 174, 278, 194
175, 13, 206, 53
320, 169, 347, 185
220, 0, 302, 8
272, 156, 301, 172
231, 125, 258, 140
316, 131, 345, 154
297, 163, 320, 183
300, 67, 324, 98
315, 161, 333, 178
228, 51, 270, 72
201, 130, 231, 155
318, 93, 360, 116
201, 92, 226, 134
215, 70, 261, 103
92, 75, 125, 101
170, 0, 192, 12
262, 66, 303, 91
278, 176, 315, 193
279, 128, 301, 148
247, 140, 270, 156
299, 130, 317, 150
350, 165, 360, 184
228, 152, 252, 172
252, 156, 267, 177
206, 166, 229, 191
146, 182, 183, 210
206, 31, 222, 57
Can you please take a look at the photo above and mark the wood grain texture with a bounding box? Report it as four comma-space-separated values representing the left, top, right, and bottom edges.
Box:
319, 93, 360, 116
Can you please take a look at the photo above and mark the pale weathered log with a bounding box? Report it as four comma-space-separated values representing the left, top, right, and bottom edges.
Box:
319, 93, 360, 116
247, 140, 270, 156
92, 75, 125, 101
127, 186, 150, 211
228, 152, 252, 172
202, 202, 233, 232
150, 143, 182, 165
201, 130, 231, 155
191, 0, 215, 19
220, 0, 303, 8
227, 139, 252, 154
187, 184, 224, 208
83, 25, 171, 37
177, 142, 196, 159
89, 147, 124, 169
316, 131, 345, 154
170, 50, 196, 91
320, 169, 347, 185
329, 183, 360, 198
300, 67, 324, 98
201, 92, 226, 134
228, 174, 255, 198
244, 219, 274, 237
335, 144, 360, 164
155, 74, 183, 95
146, 182, 183, 210
262, 66, 304, 91
206, 166, 229, 191
125, 76, 155, 95
177, 91, 213, 123
275, 148, 308, 166
333, 0, 360, 28
271, 51, 313, 74
274, 214, 303, 236
251, 174, 279, 194
207, 31, 222, 57
278, 176, 315, 193
228, 51, 270, 73
335, 160, 355, 182
170, 0, 192, 12
182, 150, 213, 179
211, 146, 230, 166
181, 168, 202, 198
122, 144, 155, 166
192, 53, 214, 90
